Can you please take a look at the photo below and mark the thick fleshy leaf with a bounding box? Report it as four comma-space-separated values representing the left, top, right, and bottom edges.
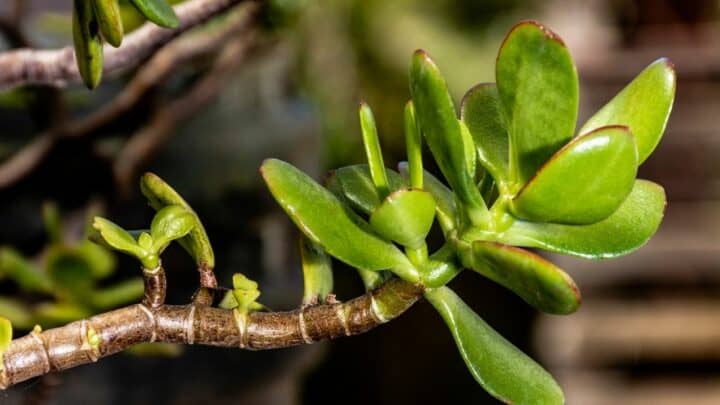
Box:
403, 101, 424, 189
261, 159, 417, 281
0, 317, 11, 371
410, 50, 488, 224
496, 21, 579, 187
369, 189, 436, 249
73, 0, 104, 89
94, 0, 124, 47
399, 163, 457, 234
496, 180, 666, 258
92, 217, 146, 259
359, 102, 390, 199
461, 83, 509, 187
511, 125, 637, 224
141, 173, 215, 269
456, 240, 580, 314
331, 165, 406, 215
425, 287, 564, 405
150, 205, 195, 252
579, 58, 676, 165
299, 237, 334, 305
129, 0, 179, 28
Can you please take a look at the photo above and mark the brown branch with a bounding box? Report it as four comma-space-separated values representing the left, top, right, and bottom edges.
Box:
0, 0, 258, 90
113, 30, 260, 194
142, 266, 167, 308
0, 2, 259, 189
0, 278, 423, 389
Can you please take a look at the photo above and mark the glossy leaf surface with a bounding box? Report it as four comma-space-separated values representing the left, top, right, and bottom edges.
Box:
511, 125, 637, 224
331, 165, 405, 215
496, 21, 578, 186
369, 189, 436, 248
359, 102, 390, 199
92, 217, 145, 259
94, 0, 124, 47
461, 83, 509, 187
410, 50, 488, 223
426, 287, 564, 405
403, 101, 424, 189
579, 58, 676, 165
299, 237, 334, 305
141, 173, 215, 269
457, 240, 580, 314
150, 205, 195, 252
129, 0, 179, 28
399, 163, 457, 234
261, 159, 416, 280
499, 180, 666, 258
73, 0, 103, 89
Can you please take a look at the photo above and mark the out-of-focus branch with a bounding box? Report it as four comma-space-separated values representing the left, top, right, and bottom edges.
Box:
0, 2, 260, 189
0, 0, 257, 90
113, 30, 261, 193
0, 0, 29, 48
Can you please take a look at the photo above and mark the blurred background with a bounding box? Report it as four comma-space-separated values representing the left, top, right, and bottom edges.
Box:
0, 0, 717, 404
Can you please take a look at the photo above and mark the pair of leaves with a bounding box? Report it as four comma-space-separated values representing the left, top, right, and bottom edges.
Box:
460, 21, 675, 226
73, 0, 179, 89
93, 205, 195, 269
261, 159, 419, 283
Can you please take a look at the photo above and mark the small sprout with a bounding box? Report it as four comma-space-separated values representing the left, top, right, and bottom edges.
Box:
0, 317, 12, 372
87, 326, 101, 351
219, 273, 265, 314
32, 324, 42, 334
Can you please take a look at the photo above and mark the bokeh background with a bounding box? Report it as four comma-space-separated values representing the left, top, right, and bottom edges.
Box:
0, 0, 717, 404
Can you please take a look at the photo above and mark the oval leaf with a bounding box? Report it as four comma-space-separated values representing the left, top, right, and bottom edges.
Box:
511, 125, 637, 224
150, 205, 195, 252
129, 0, 179, 28
140, 173, 215, 269
331, 165, 406, 215
73, 0, 103, 89
92, 217, 145, 258
398, 163, 457, 235
261, 159, 416, 281
579, 58, 676, 165
461, 83, 509, 188
425, 287, 564, 405
369, 189, 436, 249
500, 179, 666, 258
410, 50, 488, 224
496, 20, 579, 187
456, 240, 580, 314
94, 0, 124, 47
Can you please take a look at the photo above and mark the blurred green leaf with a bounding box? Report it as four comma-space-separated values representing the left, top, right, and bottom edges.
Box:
580, 58, 676, 165
34, 302, 91, 327
140, 173, 215, 269
0, 297, 33, 330
91, 278, 144, 310
76, 240, 116, 280
370, 189, 436, 249
0, 248, 53, 293
511, 125, 637, 224
489, 180, 666, 258
72, 0, 103, 89
0, 316, 11, 370
42, 202, 63, 244
425, 287, 564, 405
299, 237, 334, 305
410, 50, 488, 225
94, 0, 124, 47
126, 342, 183, 357
128, 0, 179, 28
461, 83, 509, 188
456, 240, 580, 314
261, 159, 417, 281
496, 21, 578, 188
45, 246, 94, 303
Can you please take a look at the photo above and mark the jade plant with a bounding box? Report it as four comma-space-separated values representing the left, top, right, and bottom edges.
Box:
73, 0, 179, 88
0, 20, 675, 404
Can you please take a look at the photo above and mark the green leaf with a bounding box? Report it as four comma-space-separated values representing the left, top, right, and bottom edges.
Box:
369, 189, 436, 249
461, 83, 509, 188
403, 101, 424, 189
456, 240, 580, 314
34, 302, 91, 327
261, 159, 417, 282
150, 205, 195, 253
0, 317, 12, 371
496, 21, 579, 187
129, 0, 179, 28
359, 102, 390, 199
330, 165, 406, 215
299, 237, 334, 305
45, 246, 95, 303
410, 50, 488, 225
76, 240, 116, 279
425, 287, 564, 405
73, 0, 104, 89
140, 172, 215, 269
0, 297, 33, 330
42, 202, 62, 244
91, 278, 145, 310
92, 217, 147, 259
494, 179, 666, 258
0, 247, 53, 293
511, 125, 637, 224
356, 268, 390, 291
398, 163, 457, 235
93, 0, 124, 47
579, 58, 676, 165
